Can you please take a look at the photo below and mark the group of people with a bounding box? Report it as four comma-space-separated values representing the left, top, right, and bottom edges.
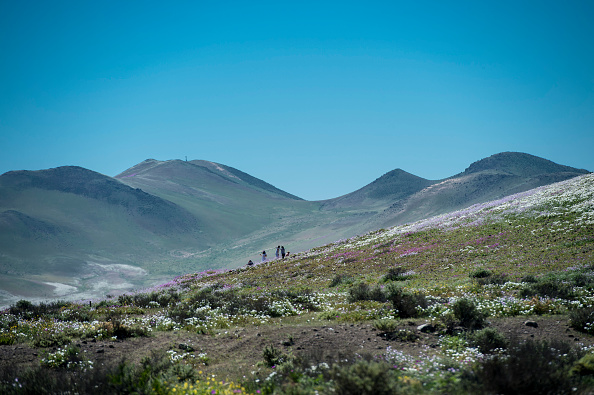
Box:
275, 245, 287, 259
247, 245, 290, 266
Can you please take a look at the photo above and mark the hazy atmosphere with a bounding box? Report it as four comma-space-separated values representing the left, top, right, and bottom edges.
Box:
1, 1, 593, 200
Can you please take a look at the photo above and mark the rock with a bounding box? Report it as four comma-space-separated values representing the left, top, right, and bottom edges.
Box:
179, 343, 195, 352
96, 349, 104, 354
417, 323, 436, 333
525, 321, 538, 328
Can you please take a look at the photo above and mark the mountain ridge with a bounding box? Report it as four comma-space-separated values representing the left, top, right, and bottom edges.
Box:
459, 151, 589, 177
0, 151, 590, 306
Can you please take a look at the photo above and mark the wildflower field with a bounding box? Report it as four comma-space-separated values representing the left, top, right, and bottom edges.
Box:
1, 174, 594, 393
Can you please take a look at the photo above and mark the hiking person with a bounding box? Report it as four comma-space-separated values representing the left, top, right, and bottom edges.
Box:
276, 246, 280, 259
261, 250, 267, 262
281, 246, 285, 259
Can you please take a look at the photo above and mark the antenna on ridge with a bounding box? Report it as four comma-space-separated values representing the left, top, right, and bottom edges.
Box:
185, 156, 187, 162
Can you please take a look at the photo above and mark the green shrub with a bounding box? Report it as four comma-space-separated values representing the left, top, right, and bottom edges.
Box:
382, 267, 408, 282
61, 307, 95, 322
452, 298, 485, 330
571, 353, 594, 376
469, 328, 507, 354
0, 361, 115, 394
347, 282, 386, 303
521, 274, 538, 283
32, 331, 72, 348
118, 289, 180, 307
476, 274, 507, 286
373, 319, 398, 333
569, 306, 594, 334
330, 274, 355, 287
108, 351, 175, 394
384, 328, 419, 342
570, 272, 594, 288
474, 339, 583, 394
9, 300, 69, 319
329, 360, 400, 395
384, 283, 427, 318
0, 333, 15, 345
263, 345, 286, 367
110, 320, 149, 340
520, 278, 574, 299
470, 269, 492, 279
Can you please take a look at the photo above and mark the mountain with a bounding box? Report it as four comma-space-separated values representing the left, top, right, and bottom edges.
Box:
0, 152, 589, 307
320, 169, 436, 210
115, 159, 316, 243
1, 166, 202, 234
372, 152, 590, 229
114, 159, 350, 270
0, 166, 209, 306
459, 151, 589, 177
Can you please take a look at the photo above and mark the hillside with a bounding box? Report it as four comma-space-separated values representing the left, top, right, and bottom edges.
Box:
0, 166, 208, 307
115, 159, 311, 242
320, 168, 435, 210
369, 152, 590, 230
460, 151, 590, 177
0, 152, 589, 308
114, 158, 350, 270
1, 173, 593, 393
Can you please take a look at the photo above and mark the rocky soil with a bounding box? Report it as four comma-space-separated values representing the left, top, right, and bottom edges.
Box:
1, 314, 592, 382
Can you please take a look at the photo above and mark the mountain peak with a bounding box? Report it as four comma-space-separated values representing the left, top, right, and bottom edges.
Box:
117, 159, 303, 200
462, 152, 590, 177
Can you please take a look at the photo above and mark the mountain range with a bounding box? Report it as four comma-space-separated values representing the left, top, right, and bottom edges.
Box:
0, 152, 589, 306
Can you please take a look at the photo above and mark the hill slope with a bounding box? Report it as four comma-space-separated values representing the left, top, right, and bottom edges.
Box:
0, 152, 589, 307
369, 152, 590, 229
320, 168, 435, 210
0, 166, 208, 306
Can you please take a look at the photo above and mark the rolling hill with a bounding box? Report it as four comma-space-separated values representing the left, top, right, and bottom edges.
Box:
0, 166, 209, 306
0, 152, 589, 307
324, 152, 590, 232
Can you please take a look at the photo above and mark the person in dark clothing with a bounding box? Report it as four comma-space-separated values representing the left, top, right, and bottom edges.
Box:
281, 246, 285, 259
247, 260, 254, 266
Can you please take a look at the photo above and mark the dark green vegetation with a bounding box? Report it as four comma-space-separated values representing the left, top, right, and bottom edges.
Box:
0, 173, 593, 393
0, 152, 589, 306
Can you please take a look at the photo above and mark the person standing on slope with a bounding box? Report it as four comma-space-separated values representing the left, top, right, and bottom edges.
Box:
276, 246, 280, 259
281, 246, 286, 259
261, 250, 267, 262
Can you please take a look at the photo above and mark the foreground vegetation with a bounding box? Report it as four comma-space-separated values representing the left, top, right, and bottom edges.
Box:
1, 174, 594, 393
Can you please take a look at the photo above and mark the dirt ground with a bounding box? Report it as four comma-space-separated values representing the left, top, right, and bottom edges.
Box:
1, 314, 593, 381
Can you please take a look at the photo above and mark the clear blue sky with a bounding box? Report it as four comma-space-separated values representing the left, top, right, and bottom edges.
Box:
1, 1, 592, 201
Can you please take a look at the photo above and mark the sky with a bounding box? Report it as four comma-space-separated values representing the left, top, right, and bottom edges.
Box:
1, 1, 592, 201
